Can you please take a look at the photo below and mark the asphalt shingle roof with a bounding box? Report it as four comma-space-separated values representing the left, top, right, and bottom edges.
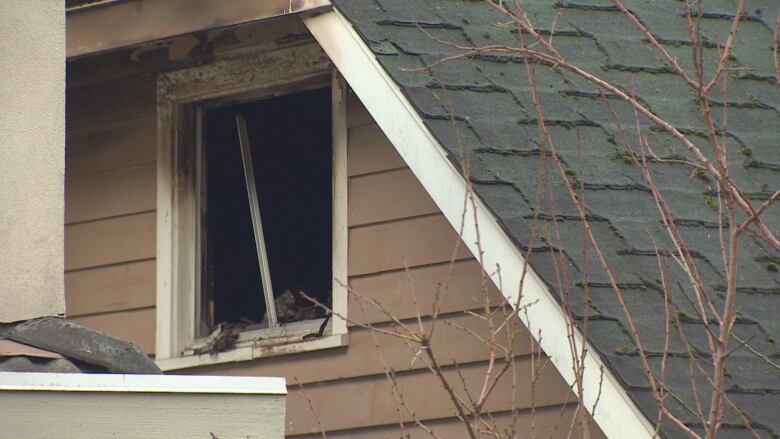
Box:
334, 1, 780, 437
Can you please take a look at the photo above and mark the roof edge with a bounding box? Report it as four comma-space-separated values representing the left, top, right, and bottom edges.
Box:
303, 9, 656, 439
66, 0, 333, 59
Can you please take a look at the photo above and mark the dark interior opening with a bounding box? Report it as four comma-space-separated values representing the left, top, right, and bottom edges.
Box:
201, 86, 332, 334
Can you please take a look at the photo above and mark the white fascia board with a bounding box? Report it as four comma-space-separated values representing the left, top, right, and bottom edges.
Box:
0, 372, 286, 395
304, 10, 655, 439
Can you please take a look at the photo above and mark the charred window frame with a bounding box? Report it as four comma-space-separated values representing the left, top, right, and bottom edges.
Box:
156, 43, 348, 369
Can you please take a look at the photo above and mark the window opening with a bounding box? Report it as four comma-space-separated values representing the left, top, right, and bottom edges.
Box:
200, 87, 332, 337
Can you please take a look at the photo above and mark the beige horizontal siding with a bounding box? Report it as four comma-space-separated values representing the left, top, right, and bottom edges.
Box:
66, 259, 155, 317
65, 163, 156, 224
70, 307, 155, 354
292, 405, 602, 439
346, 93, 374, 129
348, 258, 504, 324
64, 72, 158, 354
349, 168, 437, 227
66, 116, 156, 177
347, 123, 405, 177
348, 214, 473, 277
65, 211, 156, 271
66, 75, 156, 132
284, 356, 571, 435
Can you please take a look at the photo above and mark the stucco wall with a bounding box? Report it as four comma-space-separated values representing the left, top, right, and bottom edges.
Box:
0, 1, 66, 322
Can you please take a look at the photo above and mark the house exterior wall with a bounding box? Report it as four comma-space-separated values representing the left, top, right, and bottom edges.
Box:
64, 31, 606, 438
0, 0, 66, 322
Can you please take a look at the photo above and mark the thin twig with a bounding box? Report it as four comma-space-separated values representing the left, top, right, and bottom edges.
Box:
295, 379, 328, 439
774, 14, 780, 85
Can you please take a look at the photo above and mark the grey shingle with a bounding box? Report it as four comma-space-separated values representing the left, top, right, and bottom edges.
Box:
376, 53, 433, 87
334, 1, 780, 436
420, 54, 493, 87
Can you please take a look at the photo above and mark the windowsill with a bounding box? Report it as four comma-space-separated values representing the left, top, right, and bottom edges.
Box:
156, 333, 348, 372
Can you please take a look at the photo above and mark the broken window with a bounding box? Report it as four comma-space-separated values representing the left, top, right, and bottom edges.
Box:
199, 87, 332, 336
156, 45, 347, 367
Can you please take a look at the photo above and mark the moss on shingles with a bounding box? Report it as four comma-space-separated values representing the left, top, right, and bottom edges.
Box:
703, 194, 717, 209
607, 151, 635, 165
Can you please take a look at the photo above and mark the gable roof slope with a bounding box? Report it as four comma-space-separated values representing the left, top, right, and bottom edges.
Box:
331, 1, 780, 437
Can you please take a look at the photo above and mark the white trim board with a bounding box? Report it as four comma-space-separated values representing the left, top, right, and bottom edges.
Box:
0, 372, 286, 394
0, 372, 285, 439
304, 9, 655, 439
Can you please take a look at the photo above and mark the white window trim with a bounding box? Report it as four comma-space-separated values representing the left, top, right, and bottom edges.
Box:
155, 42, 348, 371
